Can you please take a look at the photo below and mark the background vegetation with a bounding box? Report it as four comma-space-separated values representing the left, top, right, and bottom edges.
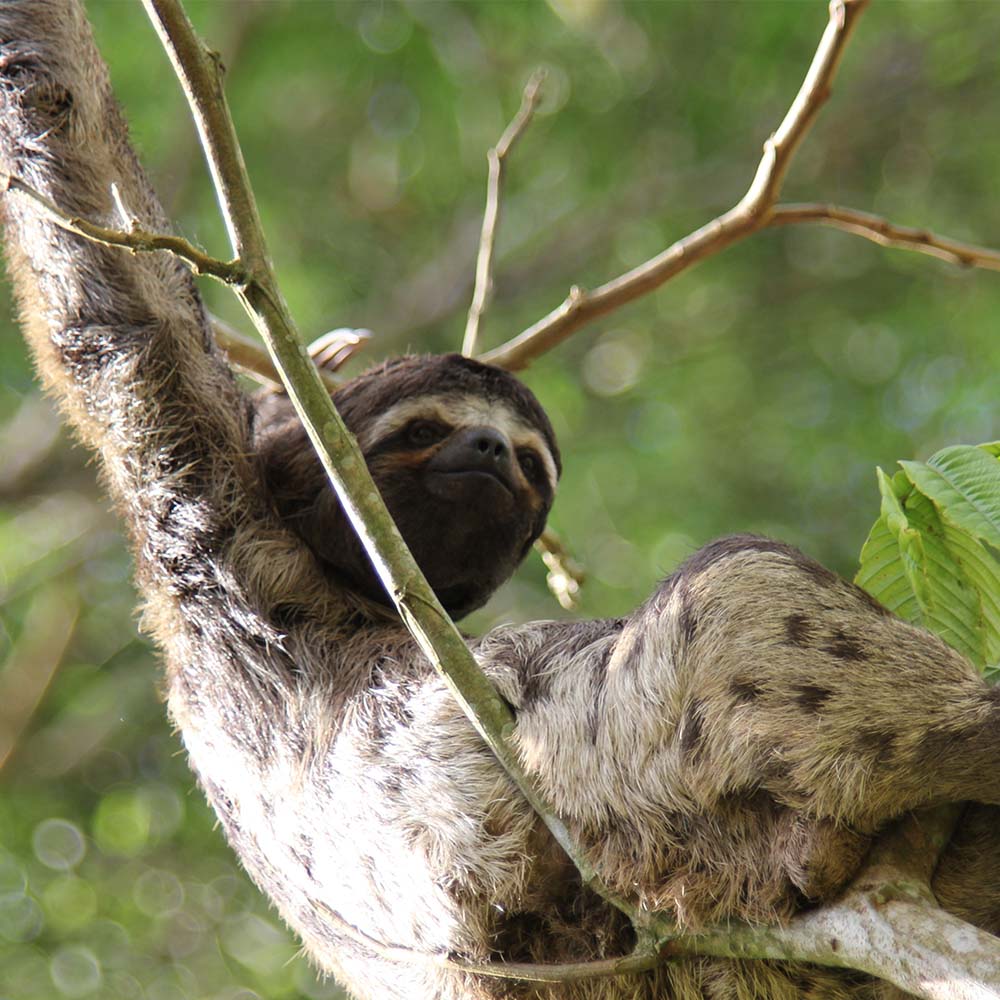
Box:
1, 2, 998, 998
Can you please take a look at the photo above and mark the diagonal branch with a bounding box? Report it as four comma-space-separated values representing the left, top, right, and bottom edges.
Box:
141, 0, 635, 926
462, 69, 545, 358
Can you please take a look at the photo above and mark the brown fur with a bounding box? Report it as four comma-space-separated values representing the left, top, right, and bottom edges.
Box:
2, 5, 999, 999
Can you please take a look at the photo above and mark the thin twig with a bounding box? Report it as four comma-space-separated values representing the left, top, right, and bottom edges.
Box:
769, 203, 1000, 271
141, 0, 636, 925
0, 170, 342, 393
480, 0, 870, 371
314, 898, 660, 983
535, 526, 586, 610
462, 70, 545, 358
0, 172, 242, 282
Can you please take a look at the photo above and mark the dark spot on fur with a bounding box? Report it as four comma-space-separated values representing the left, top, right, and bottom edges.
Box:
518, 659, 554, 710
622, 628, 647, 675
856, 728, 896, 760
824, 628, 866, 662
680, 700, 706, 759
785, 612, 814, 647
913, 726, 970, 771
586, 646, 612, 745
730, 677, 764, 703
794, 684, 833, 713
679, 587, 698, 644
796, 557, 840, 588
290, 844, 315, 880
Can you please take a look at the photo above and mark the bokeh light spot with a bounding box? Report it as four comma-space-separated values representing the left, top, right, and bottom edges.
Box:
33, 817, 86, 870
50, 944, 102, 997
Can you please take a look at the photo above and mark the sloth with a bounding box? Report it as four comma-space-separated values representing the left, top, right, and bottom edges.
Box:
3, 3, 1000, 1000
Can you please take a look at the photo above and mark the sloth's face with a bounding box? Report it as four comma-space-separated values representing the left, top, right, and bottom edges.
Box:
360, 389, 559, 618
260, 354, 560, 619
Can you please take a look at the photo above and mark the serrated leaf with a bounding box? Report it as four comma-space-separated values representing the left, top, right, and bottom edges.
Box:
900, 445, 1000, 551
857, 476, 1000, 669
979, 442, 1000, 460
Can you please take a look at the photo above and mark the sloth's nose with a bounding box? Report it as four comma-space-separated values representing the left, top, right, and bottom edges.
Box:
469, 427, 508, 462
432, 425, 515, 486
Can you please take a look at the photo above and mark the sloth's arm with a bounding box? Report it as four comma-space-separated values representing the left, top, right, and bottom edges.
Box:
0, 0, 344, 761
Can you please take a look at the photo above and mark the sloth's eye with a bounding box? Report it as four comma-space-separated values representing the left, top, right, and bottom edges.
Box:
518, 450, 541, 480
407, 420, 445, 447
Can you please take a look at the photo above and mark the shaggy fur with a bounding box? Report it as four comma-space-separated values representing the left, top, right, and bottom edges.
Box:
2, 5, 1000, 999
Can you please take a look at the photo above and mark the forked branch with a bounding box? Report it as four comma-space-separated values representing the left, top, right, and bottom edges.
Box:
478, 0, 1000, 371
480, 0, 870, 369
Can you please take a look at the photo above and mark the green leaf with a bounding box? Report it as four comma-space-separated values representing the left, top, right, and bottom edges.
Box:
856, 510, 923, 622
874, 467, 929, 610
857, 470, 1000, 669
900, 445, 1000, 551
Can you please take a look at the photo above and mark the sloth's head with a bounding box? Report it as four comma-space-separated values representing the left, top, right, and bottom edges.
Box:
257, 354, 561, 619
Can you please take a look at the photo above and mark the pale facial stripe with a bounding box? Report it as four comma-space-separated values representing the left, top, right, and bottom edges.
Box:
360, 393, 559, 493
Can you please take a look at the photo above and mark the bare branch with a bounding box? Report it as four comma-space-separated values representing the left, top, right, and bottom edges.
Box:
480, 0, 871, 371
211, 316, 365, 392
141, 0, 636, 925
535, 527, 586, 610
736, 0, 865, 217
0, 172, 242, 282
769, 203, 1000, 271
462, 70, 545, 358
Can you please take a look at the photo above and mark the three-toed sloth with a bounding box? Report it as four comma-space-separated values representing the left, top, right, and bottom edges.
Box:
2, 3, 1000, 999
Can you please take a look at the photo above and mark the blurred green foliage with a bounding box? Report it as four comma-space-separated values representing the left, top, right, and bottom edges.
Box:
1, 1, 998, 998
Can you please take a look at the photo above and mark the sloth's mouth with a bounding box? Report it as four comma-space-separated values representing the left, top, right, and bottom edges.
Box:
427, 468, 514, 502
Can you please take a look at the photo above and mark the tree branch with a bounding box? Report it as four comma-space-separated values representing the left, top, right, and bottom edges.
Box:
0, 172, 242, 282
462, 69, 545, 358
140, 0, 635, 924
480, 0, 870, 370
769, 203, 1000, 271
210, 313, 347, 392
